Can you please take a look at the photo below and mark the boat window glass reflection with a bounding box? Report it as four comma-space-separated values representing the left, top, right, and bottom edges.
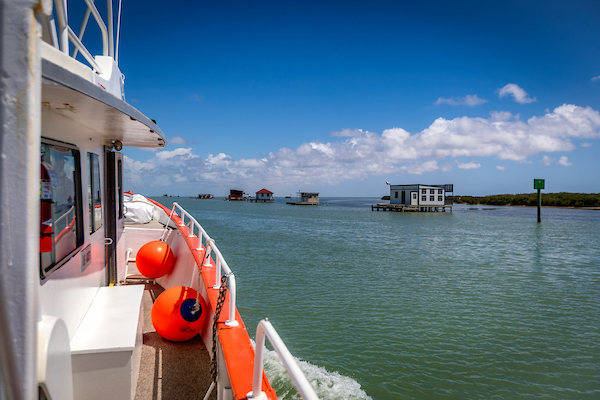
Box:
88, 153, 103, 233
40, 142, 83, 276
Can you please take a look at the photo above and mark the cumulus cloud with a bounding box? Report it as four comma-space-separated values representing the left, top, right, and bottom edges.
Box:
498, 83, 537, 103
124, 104, 600, 190
457, 161, 481, 170
591, 76, 600, 82
434, 94, 487, 106
496, 165, 506, 170
581, 142, 592, 147
557, 156, 572, 166
541, 155, 554, 166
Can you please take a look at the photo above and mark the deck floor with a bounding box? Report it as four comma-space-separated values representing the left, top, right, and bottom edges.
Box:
134, 283, 216, 400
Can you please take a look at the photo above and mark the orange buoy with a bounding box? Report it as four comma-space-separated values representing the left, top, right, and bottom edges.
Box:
136, 240, 175, 278
151, 286, 208, 342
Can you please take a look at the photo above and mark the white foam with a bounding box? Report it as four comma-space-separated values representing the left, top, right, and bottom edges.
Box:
255, 342, 372, 400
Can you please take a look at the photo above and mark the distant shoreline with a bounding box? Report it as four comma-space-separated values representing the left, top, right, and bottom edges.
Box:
452, 193, 600, 209
454, 203, 600, 210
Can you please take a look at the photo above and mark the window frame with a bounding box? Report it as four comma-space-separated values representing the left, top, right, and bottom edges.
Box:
88, 152, 103, 234
40, 138, 84, 280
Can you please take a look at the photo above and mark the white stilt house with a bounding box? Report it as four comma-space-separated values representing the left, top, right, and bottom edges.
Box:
390, 184, 453, 206
372, 184, 454, 212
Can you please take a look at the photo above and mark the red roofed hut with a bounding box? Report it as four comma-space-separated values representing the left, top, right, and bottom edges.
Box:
253, 188, 274, 203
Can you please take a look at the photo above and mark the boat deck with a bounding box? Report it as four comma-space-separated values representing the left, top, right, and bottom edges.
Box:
133, 282, 216, 400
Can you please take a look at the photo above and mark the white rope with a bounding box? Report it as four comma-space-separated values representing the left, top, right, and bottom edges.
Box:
160, 204, 176, 242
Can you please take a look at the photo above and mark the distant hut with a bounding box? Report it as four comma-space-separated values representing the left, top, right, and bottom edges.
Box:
227, 189, 245, 201
286, 191, 320, 205
253, 188, 274, 203
372, 184, 453, 212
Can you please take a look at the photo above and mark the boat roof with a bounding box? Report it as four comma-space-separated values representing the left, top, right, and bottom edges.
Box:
41, 43, 165, 148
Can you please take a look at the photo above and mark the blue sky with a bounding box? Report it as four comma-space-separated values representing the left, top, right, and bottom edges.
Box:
115, 0, 600, 197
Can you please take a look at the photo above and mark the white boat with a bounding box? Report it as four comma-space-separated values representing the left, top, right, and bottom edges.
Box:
0, 1, 317, 399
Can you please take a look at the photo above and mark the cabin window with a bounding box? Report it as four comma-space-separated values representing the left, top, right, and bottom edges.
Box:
413, 193, 417, 199
438, 196, 443, 202
40, 141, 83, 278
430, 189, 435, 194
421, 195, 426, 201
430, 196, 435, 201
395, 191, 398, 198
438, 189, 443, 194
88, 153, 103, 233
421, 189, 426, 194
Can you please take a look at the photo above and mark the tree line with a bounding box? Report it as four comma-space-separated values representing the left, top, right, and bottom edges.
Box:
453, 193, 600, 207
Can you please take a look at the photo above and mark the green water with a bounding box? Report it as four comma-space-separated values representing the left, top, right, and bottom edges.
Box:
153, 197, 600, 400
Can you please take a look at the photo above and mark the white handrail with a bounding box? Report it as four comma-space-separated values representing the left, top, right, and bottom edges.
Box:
248, 319, 319, 400
49, 0, 116, 71
172, 202, 239, 327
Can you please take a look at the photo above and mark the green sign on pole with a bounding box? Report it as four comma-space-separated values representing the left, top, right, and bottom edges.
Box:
534, 179, 545, 190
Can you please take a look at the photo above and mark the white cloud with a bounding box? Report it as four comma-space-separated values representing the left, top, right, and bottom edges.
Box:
581, 142, 592, 147
434, 94, 487, 106
591, 75, 600, 82
155, 147, 199, 161
331, 128, 364, 137
124, 104, 600, 191
557, 156, 572, 166
169, 135, 197, 145
498, 83, 537, 104
457, 161, 481, 170
541, 155, 554, 166
496, 165, 506, 170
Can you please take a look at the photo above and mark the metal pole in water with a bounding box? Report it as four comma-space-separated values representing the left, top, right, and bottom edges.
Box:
537, 188, 541, 223
534, 179, 544, 223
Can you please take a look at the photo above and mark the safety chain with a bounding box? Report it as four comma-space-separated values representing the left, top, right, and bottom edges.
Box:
210, 274, 230, 384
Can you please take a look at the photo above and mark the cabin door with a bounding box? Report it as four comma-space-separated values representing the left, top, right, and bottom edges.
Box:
104, 149, 124, 285
410, 191, 418, 206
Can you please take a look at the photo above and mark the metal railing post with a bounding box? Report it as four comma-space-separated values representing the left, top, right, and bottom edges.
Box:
248, 320, 318, 400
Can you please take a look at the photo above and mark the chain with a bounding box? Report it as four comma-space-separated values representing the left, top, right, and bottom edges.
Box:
210, 274, 230, 383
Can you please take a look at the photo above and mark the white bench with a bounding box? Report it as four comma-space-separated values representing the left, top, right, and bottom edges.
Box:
70, 285, 144, 400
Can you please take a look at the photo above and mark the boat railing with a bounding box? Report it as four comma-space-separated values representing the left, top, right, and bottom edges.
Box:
171, 202, 239, 327
48, 0, 121, 73
248, 319, 318, 400
54, 205, 76, 237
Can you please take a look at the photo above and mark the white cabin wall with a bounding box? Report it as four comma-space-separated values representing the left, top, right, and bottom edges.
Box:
39, 108, 111, 339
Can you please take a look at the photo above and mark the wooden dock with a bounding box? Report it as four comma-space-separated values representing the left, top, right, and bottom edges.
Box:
371, 203, 452, 212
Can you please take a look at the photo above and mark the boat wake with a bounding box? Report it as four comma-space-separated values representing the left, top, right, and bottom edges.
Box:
259, 343, 372, 400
